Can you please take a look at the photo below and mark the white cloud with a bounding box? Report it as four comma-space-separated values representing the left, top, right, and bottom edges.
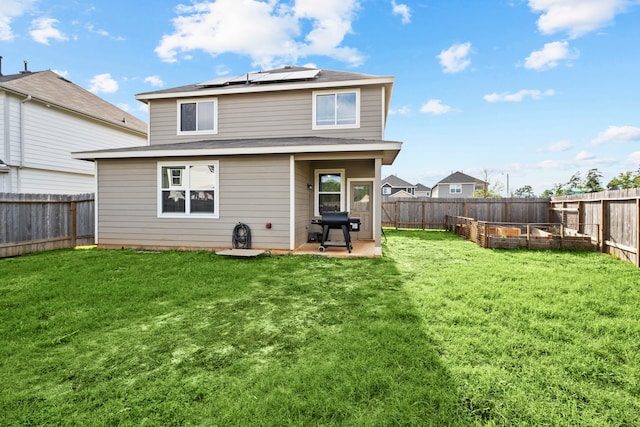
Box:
86, 24, 109, 37
420, 99, 452, 115
88, 73, 119, 94
29, 17, 68, 45
437, 42, 472, 73
528, 0, 634, 38
484, 89, 555, 103
591, 125, 640, 145
389, 105, 412, 115
51, 69, 70, 78
0, 0, 36, 41
524, 41, 579, 70
543, 140, 573, 152
155, 0, 363, 68
537, 159, 569, 170
627, 152, 640, 164
144, 75, 164, 87
576, 151, 595, 161
391, 0, 411, 24
215, 64, 231, 76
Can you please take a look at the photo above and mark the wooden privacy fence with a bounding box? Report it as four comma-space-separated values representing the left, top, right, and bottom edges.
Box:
550, 189, 640, 267
0, 193, 95, 258
382, 197, 550, 230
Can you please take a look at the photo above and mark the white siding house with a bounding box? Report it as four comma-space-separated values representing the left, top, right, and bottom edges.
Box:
0, 68, 147, 194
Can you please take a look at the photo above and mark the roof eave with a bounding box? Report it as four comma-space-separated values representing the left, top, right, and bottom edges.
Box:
73, 141, 402, 165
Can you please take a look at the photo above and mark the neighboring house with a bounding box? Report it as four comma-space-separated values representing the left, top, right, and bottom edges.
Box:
388, 189, 415, 198
0, 63, 147, 194
74, 67, 402, 256
415, 183, 431, 198
381, 174, 415, 196
431, 171, 487, 198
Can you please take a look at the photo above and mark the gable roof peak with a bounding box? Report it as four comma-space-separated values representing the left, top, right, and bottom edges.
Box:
436, 171, 486, 185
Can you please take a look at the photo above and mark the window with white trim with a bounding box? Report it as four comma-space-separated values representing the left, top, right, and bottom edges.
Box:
158, 161, 219, 217
315, 170, 345, 215
177, 98, 217, 134
313, 89, 359, 129
382, 186, 391, 195
450, 184, 462, 194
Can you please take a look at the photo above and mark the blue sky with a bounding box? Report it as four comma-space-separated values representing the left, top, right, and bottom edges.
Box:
2, 0, 639, 195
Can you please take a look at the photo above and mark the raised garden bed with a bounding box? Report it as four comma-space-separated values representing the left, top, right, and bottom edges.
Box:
446, 216, 597, 251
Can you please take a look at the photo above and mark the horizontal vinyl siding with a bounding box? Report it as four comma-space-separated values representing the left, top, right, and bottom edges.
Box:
148, 86, 384, 145
97, 155, 291, 250
18, 168, 95, 194
0, 93, 5, 159
22, 101, 145, 175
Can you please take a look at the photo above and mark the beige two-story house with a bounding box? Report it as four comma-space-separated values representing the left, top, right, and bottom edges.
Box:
74, 67, 402, 255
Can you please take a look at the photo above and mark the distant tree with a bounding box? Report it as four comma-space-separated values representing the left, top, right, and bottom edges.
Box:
566, 172, 582, 194
581, 168, 604, 193
608, 171, 634, 189
540, 182, 568, 197
513, 185, 535, 198
607, 169, 640, 189
473, 169, 503, 198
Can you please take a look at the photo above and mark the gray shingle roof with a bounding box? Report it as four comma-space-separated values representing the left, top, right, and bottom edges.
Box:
0, 70, 147, 134
436, 171, 486, 185
136, 67, 392, 98
382, 174, 415, 188
73, 136, 402, 166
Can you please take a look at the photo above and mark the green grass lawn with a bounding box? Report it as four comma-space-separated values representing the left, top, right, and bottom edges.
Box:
1, 230, 639, 426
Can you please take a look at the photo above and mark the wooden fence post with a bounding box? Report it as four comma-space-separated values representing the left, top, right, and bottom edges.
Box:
394, 201, 399, 230
70, 201, 77, 248
600, 199, 607, 254
636, 198, 640, 267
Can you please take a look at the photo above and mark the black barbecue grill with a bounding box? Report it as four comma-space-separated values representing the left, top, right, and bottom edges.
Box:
313, 212, 361, 253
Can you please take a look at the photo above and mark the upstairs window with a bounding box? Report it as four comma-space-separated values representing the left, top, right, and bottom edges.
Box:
313, 89, 359, 129
178, 98, 217, 134
450, 184, 462, 194
158, 161, 219, 218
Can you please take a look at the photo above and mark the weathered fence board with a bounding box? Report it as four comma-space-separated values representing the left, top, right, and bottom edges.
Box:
0, 193, 95, 258
382, 198, 550, 229
550, 189, 640, 266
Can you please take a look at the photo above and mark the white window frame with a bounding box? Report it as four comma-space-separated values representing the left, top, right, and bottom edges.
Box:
157, 160, 220, 218
382, 186, 391, 195
312, 89, 360, 130
450, 184, 462, 194
315, 169, 345, 216
177, 97, 218, 135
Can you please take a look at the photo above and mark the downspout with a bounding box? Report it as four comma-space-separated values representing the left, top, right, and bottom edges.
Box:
19, 94, 32, 192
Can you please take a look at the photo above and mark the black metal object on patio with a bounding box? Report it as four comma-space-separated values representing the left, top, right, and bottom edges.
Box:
315, 211, 361, 253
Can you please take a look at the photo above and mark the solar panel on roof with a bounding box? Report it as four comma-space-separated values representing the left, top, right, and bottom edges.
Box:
252, 69, 321, 82
197, 69, 320, 87
196, 76, 233, 86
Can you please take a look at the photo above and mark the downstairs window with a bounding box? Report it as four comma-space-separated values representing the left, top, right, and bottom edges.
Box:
158, 161, 219, 218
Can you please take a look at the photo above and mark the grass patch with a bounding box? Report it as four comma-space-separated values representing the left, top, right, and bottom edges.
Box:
386, 229, 640, 426
1, 230, 639, 425
0, 246, 467, 426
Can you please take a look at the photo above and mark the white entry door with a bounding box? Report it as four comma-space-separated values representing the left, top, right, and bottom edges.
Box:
349, 181, 373, 240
